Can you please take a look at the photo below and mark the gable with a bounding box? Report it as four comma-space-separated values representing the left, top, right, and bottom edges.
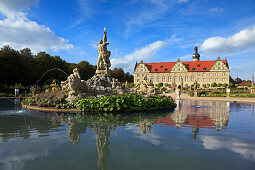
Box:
134, 63, 150, 73
171, 61, 188, 72
210, 60, 229, 71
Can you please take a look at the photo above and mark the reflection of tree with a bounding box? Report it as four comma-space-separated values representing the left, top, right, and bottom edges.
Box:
192, 128, 199, 140
136, 120, 153, 134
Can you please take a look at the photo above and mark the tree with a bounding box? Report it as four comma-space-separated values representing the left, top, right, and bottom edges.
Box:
235, 84, 239, 88
247, 83, 252, 87
206, 83, 210, 88
77, 61, 96, 80
211, 82, 217, 87
111, 68, 125, 82
164, 83, 168, 87
157, 82, 163, 87
223, 83, 228, 88
229, 83, 234, 88
217, 83, 222, 87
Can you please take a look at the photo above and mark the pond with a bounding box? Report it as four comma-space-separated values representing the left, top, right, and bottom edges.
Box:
0, 99, 255, 170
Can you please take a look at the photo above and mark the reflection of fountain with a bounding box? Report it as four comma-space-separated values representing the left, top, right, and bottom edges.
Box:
136, 120, 153, 134
92, 124, 115, 170
67, 116, 87, 145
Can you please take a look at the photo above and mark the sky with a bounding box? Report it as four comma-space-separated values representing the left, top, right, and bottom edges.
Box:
0, 0, 255, 80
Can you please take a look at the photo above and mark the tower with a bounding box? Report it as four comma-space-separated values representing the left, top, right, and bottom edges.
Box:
192, 46, 200, 61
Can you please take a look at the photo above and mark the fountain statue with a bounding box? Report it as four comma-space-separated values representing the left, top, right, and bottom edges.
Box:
96, 27, 111, 76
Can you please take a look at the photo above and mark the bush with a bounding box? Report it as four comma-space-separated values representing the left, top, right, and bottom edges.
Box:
157, 82, 163, 87
206, 83, 210, 88
217, 83, 222, 87
235, 84, 239, 87
223, 83, 228, 88
164, 83, 168, 87
191, 84, 194, 87
202, 84, 206, 88
75, 93, 176, 113
229, 83, 234, 88
211, 82, 217, 87
130, 83, 135, 87
248, 83, 252, 87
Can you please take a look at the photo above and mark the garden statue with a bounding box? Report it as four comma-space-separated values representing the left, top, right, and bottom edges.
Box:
172, 78, 175, 92
251, 74, 255, 94
96, 27, 111, 76
176, 86, 181, 100
194, 80, 198, 97
134, 76, 154, 93
50, 80, 58, 92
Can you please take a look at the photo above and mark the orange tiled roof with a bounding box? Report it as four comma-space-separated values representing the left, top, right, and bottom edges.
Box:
135, 60, 228, 72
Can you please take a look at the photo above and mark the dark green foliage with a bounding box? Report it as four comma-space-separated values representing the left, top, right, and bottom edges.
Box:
223, 83, 228, 88
164, 83, 168, 87
75, 93, 176, 113
217, 83, 222, 87
157, 82, 163, 87
229, 83, 234, 88
247, 83, 252, 87
211, 82, 217, 87
130, 83, 135, 87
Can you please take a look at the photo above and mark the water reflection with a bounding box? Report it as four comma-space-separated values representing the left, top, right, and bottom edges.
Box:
154, 100, 230, 140
1, 100, 255, 170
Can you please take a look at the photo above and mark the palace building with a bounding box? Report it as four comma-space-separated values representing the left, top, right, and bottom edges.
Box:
133, 47, 230, 87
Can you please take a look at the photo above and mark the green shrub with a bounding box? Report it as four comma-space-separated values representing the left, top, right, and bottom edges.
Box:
248, 83, 252, 87
211, 82, 217, 87
223, 83, 228, 88
157, 82, 163, 87
164, 83, 168, 87
130, 83, 135, 88
75, 93, 176, 113
229, 83, 234, 88
235, 84, 238, 87
218, 83, 222, 87
206, 83, 210, 88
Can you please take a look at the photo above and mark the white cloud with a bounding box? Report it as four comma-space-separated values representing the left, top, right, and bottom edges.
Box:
177, 0, 189, 3
111, 36, 179, 72
201, 136, 255, 161
209, 7, 224, 13
0, 0, 73, 53
200, 26, 255, 54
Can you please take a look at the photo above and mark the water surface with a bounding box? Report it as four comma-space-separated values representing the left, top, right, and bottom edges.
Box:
0, 99, 255, 170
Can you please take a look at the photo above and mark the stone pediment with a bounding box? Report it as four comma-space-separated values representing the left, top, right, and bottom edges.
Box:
171, 59, 188, 72
135, 63, 150, 73
210, 58, 229, 71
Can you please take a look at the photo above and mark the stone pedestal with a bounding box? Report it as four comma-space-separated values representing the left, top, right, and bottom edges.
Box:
226, 88, 230, 97
96, 69, 110, 76
194, 90, 198, 97
176, 88, 181, 100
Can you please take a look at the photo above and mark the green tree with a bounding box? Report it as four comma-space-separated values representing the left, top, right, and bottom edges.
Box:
247, 83, 252, 87
217, 83, 222, 87
77, 61, 96, 80
223, 83, 228, 88
211, 82, 217, 87
164, 83, 168, 87
157, 82, 163, 87
235, 84, 239, 88
229, 83, 234, 88
111, 68, 125, 82
206, 83, 210, 88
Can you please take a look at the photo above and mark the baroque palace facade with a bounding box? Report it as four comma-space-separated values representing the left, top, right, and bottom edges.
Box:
133, 47, 230, 87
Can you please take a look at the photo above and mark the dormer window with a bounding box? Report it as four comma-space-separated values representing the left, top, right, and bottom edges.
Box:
192, 68, 195, 71
160, 65, 163, 68
155, 69, 158, 71
203, 67, 206, 70
197, 64, 200, 67
164, 68, 167, 71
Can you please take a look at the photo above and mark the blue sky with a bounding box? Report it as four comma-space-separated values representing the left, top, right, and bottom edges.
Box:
0, 0, 255, 79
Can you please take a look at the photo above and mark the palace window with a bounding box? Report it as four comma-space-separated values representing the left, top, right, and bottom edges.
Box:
137, 79, 140, 82
168, 76, 172, 82
203, 78, 206, 82
197, 64, 200, 67
174, 76, 177, 82
197, 78, 200, 82
157, 76, 160, 82
179, 76, 183, 82
178, 68, 180, 71
155, 69, 158, 71
216, 78, 219, 81
209, 78, 212, 81
222, 78, 225, 81
209, 73, 212, 76
164, 68, 167, 71
203, 67, 206, 70
203, 73, 206, 76
197, 73, 200, 76
222, 72, 226, 76
151, 76, 154, 82
191, 76, 194, 82
162, 76, 166, 82
192, 68, 195, 71
216, 73, 219, 76
185, 76, 188, 82
137, 74, 140, 77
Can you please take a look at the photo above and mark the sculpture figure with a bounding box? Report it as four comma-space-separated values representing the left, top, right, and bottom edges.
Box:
96, 27, 111, 76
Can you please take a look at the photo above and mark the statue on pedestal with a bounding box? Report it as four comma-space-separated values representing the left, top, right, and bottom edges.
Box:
251, 74, 255, 94
194, 80, 198, 97
96, 27, 111, 76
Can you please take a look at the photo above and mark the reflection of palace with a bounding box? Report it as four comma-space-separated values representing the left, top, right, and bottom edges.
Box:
154, 100, 230, 138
